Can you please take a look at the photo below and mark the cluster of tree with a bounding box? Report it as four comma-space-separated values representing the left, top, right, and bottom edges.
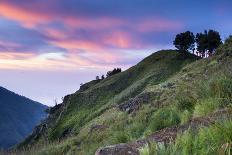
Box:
173, 30, 222, 57
95, 68, 122, 80
106, 68, 122, 77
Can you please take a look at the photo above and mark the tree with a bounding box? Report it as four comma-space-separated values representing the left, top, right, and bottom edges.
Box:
196, 30, 222, 57
216, 35, 232, 55
173, 31, 195, 53
106, 68, 122, 77
101, 75, 105, 80
207, 30, 222, 56
96, 76, 100, 80
196, 31, 208, 57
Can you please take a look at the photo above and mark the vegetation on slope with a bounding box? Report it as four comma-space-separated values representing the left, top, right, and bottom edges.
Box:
14, 36, 232, 155
15, 50, 197, 154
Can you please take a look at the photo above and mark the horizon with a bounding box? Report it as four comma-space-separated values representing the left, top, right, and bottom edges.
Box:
0, 0, 231, 106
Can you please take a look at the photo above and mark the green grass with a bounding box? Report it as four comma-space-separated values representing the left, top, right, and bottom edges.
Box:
140, 119, 232, 155
15, 46, 232, 155
144, 107, 181, 136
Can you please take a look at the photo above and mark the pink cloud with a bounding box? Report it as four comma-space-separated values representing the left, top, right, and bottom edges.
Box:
0, 1, 183, 71
0, 1, 182, 32
0, 2, 51, 28
49, 39, 103, 51
135, 18, 183, 32
102, 31, 140, 49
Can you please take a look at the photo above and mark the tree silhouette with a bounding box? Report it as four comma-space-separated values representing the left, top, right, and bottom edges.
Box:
196, 30, 222, 57
173, 31, 195, 53
207, 30, 222, 56
106, 68, 122, 77
196, 31, 208, 57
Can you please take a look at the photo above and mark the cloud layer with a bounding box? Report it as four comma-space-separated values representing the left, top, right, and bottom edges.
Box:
0, 0, 231, 71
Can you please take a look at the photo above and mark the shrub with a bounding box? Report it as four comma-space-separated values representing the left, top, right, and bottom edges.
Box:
176, 93, 196, 112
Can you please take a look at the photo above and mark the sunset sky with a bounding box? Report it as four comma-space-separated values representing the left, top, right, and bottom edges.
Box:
0, 0, 231, 106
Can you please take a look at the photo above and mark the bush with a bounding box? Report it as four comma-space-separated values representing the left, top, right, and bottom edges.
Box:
176, 94, 196, 112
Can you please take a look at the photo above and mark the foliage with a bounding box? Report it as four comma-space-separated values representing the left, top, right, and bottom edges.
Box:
217, 35, 232, 55
196, 31, 208, 57
173, 31, 195, 53
106, 68, 122, 77
196, 30, 222, 57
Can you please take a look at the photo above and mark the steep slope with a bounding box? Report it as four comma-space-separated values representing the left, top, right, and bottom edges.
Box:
17, 50, 198, 153
16, 44, 232, 154
0, 87, 47, 149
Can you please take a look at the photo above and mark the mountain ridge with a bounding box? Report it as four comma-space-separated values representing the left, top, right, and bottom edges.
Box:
0, 86, 48, 149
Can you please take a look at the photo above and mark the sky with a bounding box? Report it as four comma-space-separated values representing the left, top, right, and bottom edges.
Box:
0, 0, 231, 106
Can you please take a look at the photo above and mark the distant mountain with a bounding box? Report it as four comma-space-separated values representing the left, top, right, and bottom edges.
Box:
0, 87, 47, 149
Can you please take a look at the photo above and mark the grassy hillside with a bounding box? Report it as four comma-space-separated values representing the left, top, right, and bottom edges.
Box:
14, 41, 232, 155
0, 87, 47, 149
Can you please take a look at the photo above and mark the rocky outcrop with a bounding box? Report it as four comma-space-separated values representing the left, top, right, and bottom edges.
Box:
118, 92, 155, 113
95, 144, 139, 155
89, 124, 108, 133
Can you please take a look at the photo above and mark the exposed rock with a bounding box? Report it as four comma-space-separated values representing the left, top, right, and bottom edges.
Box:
90, 124, 108, 133
61, 128, 72, 138
161, 82, 175, 89
118, 92, 153, 113
95, 144, 139, 155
